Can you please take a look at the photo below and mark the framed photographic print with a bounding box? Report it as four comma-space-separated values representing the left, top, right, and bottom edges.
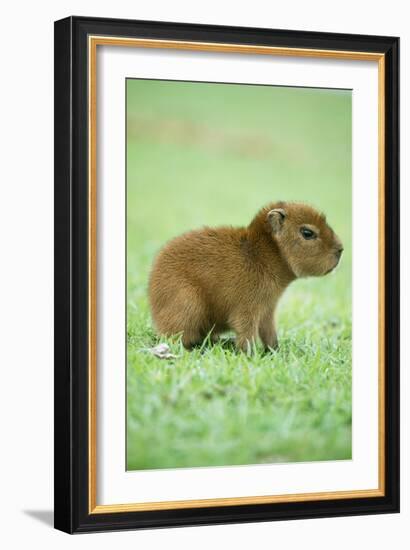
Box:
54, 16, 400, 533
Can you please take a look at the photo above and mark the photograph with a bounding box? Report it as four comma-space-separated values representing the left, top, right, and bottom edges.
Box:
0, 0, 404, 541
126, 78, 352, 471
53, 14, 399, 534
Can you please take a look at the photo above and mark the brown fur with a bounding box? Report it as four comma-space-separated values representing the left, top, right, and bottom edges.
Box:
148, 202, 343, 352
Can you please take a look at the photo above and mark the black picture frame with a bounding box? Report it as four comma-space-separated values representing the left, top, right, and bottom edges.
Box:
54, 15, 400, 534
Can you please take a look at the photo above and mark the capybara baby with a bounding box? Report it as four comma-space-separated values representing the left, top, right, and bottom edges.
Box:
148, 202, 343, 352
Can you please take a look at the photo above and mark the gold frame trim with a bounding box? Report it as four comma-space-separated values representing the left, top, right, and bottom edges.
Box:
88, 35, 386, 514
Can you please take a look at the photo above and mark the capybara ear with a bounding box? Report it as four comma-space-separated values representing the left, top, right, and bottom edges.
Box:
267, 208, 286, 233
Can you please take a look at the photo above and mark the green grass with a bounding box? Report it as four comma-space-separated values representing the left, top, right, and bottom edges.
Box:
126, 79, 352, 470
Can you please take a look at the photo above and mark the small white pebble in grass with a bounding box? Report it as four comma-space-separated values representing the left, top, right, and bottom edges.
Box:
147, 343, 179, 360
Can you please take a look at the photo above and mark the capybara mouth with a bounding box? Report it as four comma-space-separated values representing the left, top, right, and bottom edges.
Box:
324, 258, 340, 275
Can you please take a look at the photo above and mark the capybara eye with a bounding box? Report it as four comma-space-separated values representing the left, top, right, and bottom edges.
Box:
300, 227, 316, 240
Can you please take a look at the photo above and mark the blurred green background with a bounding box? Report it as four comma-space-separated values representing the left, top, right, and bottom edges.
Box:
126, 79, 352, 470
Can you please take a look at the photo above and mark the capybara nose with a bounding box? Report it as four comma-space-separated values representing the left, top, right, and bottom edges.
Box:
335, 246, 344, 260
